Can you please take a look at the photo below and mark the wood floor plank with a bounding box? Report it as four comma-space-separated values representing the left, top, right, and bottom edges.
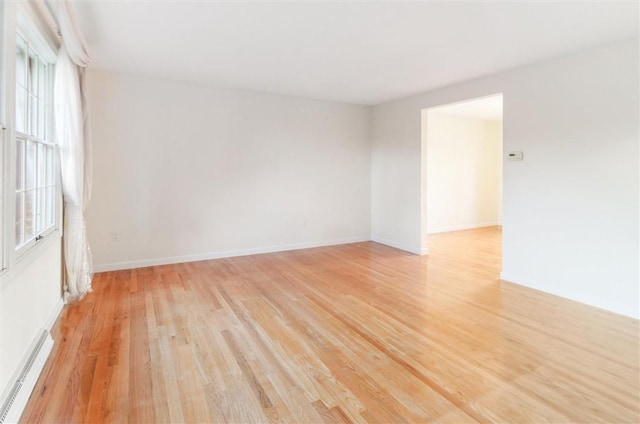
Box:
20, 227, 640, 423
298, 271, 638, 422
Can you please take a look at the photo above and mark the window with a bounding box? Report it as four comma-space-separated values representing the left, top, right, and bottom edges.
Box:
0, 1, 60, 278
14, 33, 57, 252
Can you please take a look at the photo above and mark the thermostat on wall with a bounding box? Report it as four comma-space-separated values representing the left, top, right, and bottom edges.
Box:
508, 151, 524, 161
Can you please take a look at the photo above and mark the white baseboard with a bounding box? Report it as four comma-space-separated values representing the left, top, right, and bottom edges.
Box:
94, 236, 370, 272
499, 272, 521, 285
428, 221, 500, 234
0, 331, 54, 424
371, 236, 427, 255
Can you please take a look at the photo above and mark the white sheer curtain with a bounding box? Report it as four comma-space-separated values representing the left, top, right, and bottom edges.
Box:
54, 2, 92, 301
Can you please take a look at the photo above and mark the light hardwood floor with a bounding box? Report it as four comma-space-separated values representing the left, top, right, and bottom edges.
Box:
21, 227, 640, 423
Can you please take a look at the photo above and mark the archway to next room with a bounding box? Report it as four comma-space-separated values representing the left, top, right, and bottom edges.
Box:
421, 94, 504, 268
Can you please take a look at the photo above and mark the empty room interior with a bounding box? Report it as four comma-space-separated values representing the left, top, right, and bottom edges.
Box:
1, 1, 639, 423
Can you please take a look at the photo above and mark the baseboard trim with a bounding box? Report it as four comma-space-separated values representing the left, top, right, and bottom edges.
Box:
428, 222, 500, 234
0, 331, 53, 424
371, 236, 427, 255
94, 236, 370, 272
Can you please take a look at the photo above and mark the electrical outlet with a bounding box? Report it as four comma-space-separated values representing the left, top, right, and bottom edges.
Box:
111, 232, 119, 242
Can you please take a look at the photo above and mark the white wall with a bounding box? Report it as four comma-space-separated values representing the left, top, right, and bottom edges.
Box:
87, 70, 371, 270
0, 239, 63, 402
426, 113, 502, 233
371, 38, 639, 318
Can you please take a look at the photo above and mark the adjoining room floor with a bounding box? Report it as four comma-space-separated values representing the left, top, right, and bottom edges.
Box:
21, 227, 639, 423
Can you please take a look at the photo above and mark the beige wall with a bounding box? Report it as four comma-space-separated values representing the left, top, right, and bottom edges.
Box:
426, 113, 502, 233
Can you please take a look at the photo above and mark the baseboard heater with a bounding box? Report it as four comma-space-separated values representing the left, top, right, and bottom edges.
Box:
0, 330, 53, 424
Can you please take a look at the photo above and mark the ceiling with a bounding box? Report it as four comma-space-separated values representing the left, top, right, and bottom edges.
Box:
428, 94, 503, 122
74, 1, 639, 105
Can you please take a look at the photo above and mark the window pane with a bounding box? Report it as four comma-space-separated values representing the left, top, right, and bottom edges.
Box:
38, 61, 46, 97
28, 54, 37, 94
45, 187, 55, 227
25, 140, 36, 189
39, 64, 49, 140
15, 191, 24, 246
16, 88, 27, 133
29, 94, 37, 136
46, 146, 55, 185
24, 189, 36, 240
36, 187, 45, 232
16, 36, 26, 87
37, 143, 45, 187
16, 138, 25, 190
38, 101, 46, 139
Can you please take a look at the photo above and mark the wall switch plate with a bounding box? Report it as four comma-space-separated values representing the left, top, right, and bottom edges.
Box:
508, 151, 524, 161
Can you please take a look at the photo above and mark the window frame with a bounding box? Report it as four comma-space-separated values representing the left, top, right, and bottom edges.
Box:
14, 30, 59, 256
0, 125, 7, 273
1, 0, 8, 273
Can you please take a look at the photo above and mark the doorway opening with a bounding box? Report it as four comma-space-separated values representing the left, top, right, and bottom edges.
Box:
421, 94, 503, 261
